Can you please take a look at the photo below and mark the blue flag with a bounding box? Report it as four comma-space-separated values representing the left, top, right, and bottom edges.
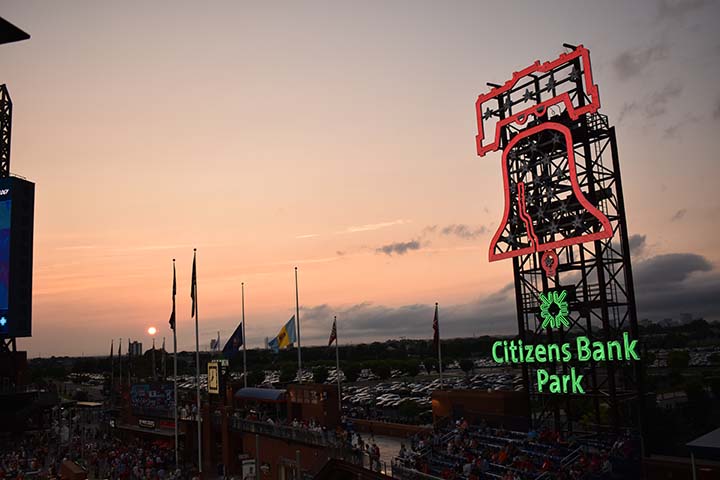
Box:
268, 336, 279, 354
222, 322, 243, 359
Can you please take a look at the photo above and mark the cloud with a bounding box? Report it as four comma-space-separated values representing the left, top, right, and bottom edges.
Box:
336, 250, 345, 256
634, 252, 720, 321
440, 224, 488, 240
616, 83, 683, 122
340, 219, 408, 234
633, 253, 712, 286
628, 234, 647, 257
422, 225, 438, 235
670, 209, 687, 221
645, 83, 683, 118
657, 0, 710, 22
296, 233, 320, 239
375, 240, 421, 256
297, 284, 517, 343
663, 125, 681, 138
287, 251, 720, 344
714, 98, 720, 120
612, 44, 668, 80
618, 103, 637, 123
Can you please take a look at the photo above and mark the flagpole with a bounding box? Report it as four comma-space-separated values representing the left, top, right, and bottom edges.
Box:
152, 337, 157, 382
110, 339, 114, 405
172, 259, 179, 469
193, 249, 202, 473
118, 338, 122, 389
294, 267, 302, 382
334, 316, 341, 413
436, 303, 443, 390
128, 338, 131, 385
162, 337, 166, 379
242, 282, 247, 388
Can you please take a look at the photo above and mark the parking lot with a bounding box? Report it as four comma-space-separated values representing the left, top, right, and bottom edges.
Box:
341, 369, 523, 424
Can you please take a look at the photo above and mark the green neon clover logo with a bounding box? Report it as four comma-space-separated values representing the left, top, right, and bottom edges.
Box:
539, 290, 570, 330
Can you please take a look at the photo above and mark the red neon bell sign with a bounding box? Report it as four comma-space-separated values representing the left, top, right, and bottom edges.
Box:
475, 46, 612, 266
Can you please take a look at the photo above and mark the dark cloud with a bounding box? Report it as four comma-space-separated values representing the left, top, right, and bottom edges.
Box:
612, 44, 668, 80
618, 103, 637, 123
633, 253, 712, 286
634, 252, 720, 321
298, 284, 517, 343
422, 225, 438, 236
644, 83, 683, 118
376, 240, 421, 256
292, 251, 720, 344
628, 234, 647, 257
440, 224, 487, 239
663, 125, 681, 139
657, 0, 710, 22
336, 250, 345, 256
615, 84, 682, 122
662, 113, 700, 140
670, 209, 687, 221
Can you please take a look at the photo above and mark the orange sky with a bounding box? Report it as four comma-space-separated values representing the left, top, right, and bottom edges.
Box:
3, 1, 720, 356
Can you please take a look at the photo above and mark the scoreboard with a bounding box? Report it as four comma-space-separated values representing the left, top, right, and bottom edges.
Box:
0, 176, 34, 339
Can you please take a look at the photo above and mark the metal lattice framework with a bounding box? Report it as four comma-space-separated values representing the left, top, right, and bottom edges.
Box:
476, 45, 641, 435
0, 85, 14, 354
0, 84, 10, 179
0, 337, 16, 354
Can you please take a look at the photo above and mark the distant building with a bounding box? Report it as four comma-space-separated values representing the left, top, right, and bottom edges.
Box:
129, 341, 142, 356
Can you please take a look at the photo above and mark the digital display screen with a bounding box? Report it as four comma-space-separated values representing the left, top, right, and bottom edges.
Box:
0, 199, 10, 311
130, 383, 176, 418
0, 177, 34, 338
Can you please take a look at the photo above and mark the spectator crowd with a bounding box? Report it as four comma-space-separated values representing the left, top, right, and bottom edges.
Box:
394, 419, 638, 480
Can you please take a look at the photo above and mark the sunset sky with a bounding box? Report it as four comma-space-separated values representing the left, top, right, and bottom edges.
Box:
3, 1, 720, 357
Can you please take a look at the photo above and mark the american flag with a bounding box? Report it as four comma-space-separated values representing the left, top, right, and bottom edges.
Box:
328, 318, 337, 347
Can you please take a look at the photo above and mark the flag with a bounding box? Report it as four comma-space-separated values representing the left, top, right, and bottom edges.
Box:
169, 261, 177, 330
268, 336, 279, 354
328, 318, 337, 347
270, 316, 296, 351
432, 303, 439, 355
222, 322, 244, 359
190, 250, 197, 318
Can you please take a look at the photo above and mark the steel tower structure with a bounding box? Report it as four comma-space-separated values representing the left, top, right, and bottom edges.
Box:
476, 44, 641, 435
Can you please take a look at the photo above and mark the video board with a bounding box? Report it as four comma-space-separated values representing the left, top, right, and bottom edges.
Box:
0, 176, 34, 339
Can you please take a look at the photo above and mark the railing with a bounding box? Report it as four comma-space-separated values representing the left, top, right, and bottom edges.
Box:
391, 458, 444, 480
230, 418, 336, 448
560, 445, 583, 467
